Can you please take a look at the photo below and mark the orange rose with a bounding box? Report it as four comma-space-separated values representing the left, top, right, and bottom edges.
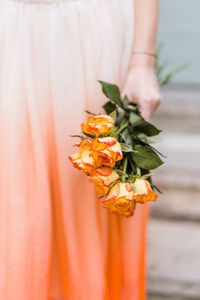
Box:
68, 140, 95, 175
90, 167, 119, 195
81, 114, 114, 137
102, 182, 136, 217
132, 178, 158, 203
91, 137, 123, 168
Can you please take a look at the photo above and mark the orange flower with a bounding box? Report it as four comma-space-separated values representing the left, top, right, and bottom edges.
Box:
102, 182, 136, 217
132, 178, 158, 203
68, 140, 95, 175
81, 114, 114, 137
90, 167, 119, 195
91, 137, 123, 168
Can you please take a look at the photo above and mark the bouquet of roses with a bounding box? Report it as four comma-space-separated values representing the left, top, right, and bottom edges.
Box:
68, 81, 164, 217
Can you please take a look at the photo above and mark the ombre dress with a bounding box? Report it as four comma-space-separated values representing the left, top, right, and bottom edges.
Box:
0, 0, 149, 299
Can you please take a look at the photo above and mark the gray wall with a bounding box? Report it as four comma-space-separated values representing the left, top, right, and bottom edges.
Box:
157, 0, 200, 84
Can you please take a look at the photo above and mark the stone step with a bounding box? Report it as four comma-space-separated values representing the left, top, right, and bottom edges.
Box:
150, 90, 200, 213
152, 85, 200, 135
152, 133, 200, 190
147, 219, 200, 299
147, 85, 200, 299
157, 133, 200, 170
150, 87, 200, 190
150, 187, 200, 221
155, 85, 200, 120
148, 296, 195, 300
154, 170, 200, 190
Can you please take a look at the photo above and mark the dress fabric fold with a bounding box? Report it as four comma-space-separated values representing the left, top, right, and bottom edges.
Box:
0, 0, 148, 299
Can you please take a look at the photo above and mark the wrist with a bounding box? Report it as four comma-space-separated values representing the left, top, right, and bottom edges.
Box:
130, 52, 156, 69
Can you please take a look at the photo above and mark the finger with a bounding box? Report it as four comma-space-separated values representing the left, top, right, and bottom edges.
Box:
121, 87, 137, 104
150, 97, 163, 116
140, 96, 163, 120
141, 109, 151, 122
138, 101, 153, 122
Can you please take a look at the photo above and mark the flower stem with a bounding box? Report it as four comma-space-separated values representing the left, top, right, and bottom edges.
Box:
128, 153, 136, 173
116, 120, 129, 135
136, 166, 141, 177
141, 172, 156, 180
122, 156, 128, 182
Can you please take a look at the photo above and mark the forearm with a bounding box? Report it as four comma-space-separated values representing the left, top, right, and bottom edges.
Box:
131, 0, 159, 68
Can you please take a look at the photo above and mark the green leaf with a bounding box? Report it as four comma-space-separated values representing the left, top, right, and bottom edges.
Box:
150, 145, 166, 158
120, 128, 133, 146
151, 184, 162, 194
137, 133, 162, 144
141, 172, 156, 179
103, 101, 116, 114
109, 109, 117, 121
85, 110, 96, 116
132, 145, 163, 170
98, 81, 123, 107
122, 95, 129, 105
134, 120, 162, 136
137, 133, 148, 143
116, 119, 129, 135
159, 62, 190, 86
109, 129, 118, 139
114, 169, 129, 177
129, 112, 142, 125
70, 135, 85, 140
120, 143, 134, 153
126, 104, 137, 111
131, 185, 137, 193
145, 135, 162, 144
107, 180, 121, 191
83, 132, 95, 139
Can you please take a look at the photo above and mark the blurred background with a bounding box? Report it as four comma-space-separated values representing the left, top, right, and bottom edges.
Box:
147, 1, 200, 299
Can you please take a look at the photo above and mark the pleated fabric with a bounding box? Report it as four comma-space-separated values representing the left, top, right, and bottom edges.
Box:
0, 0, 149, 299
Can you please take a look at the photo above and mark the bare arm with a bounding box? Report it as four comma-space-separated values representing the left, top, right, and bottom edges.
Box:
122, 0, 162, 121
132, 0, 159, 67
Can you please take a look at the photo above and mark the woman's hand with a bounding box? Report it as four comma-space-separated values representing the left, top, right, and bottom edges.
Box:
122, 65, 163, 121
